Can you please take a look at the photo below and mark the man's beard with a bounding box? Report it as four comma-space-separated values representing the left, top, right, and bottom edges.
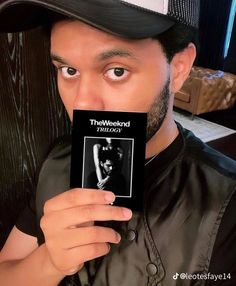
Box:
146, 77, 171, 142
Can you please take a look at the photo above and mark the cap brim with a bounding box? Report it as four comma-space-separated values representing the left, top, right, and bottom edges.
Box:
0, 0, 175, 38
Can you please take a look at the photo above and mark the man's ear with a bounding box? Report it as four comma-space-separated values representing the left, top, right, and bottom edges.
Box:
170, 43, 196, 94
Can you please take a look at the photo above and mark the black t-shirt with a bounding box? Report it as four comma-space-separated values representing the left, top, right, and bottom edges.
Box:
16, 132, 236, 284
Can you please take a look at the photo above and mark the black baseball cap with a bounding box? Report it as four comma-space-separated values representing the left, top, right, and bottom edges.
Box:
0, 0, 200, 38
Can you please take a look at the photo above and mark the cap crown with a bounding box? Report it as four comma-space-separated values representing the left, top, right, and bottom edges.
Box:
120, 0, 199, 28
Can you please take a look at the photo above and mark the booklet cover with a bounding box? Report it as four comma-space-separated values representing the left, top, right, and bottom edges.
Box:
70, 110, 147, 211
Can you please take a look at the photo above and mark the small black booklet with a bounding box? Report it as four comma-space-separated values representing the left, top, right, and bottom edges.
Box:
70, 110, 147, 211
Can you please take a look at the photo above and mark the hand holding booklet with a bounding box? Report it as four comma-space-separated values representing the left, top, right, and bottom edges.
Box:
70, 110, 147, 211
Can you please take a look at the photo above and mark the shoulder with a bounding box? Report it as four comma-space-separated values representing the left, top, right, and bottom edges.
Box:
175, 125, 236, 213
38, 135, 71, 185
180, 126, 236, 180
173, 127, 236, 274
36, 136, 72, 219
46, 135, 72, 160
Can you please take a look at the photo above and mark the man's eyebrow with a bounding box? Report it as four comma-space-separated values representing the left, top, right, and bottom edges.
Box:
50, 49, 138, 64
96, 49, 137, 61
50, 54, 68, 65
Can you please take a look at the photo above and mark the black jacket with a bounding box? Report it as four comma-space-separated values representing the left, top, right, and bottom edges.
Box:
35, 125, 236, 286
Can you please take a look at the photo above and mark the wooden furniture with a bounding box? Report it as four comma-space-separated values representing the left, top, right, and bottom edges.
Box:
0, 28, 70, 248
174, 66, 236, 115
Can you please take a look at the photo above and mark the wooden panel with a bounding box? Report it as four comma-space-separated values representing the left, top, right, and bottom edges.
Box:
0, 27, 70, 248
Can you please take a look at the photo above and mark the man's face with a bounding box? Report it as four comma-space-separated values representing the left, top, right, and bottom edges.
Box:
51, 20, 171, 140
101, 159, 116, 176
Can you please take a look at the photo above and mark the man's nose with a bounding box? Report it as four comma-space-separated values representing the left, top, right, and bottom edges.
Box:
73, 76, 105, 111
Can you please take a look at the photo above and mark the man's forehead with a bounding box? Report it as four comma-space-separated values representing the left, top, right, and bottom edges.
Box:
50, 21, 159, 64
105, 160, 114, 164
51, 48, 138, 64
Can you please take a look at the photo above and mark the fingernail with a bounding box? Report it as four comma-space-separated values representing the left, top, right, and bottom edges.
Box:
67, 267, 79, 275
105, 192, 115, 203
116, 232, 121, 242
123, 208, 132, 219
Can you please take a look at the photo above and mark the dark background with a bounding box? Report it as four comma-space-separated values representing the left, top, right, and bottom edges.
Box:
0, 0, 235, 248
0, 28, 70, 248
198, 0, 236, 73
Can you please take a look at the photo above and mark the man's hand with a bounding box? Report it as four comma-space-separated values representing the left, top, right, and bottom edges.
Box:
97, 176, 110, 189
40, 189, 132, 276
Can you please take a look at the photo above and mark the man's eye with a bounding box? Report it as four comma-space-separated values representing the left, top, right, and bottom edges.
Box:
105, 68, 129, 81
60, 67, 80, 79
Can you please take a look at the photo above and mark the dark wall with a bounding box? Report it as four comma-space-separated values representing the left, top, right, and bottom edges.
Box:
224, 16, 236, 74
0, 28, 71, 248
198, 0, 232, 70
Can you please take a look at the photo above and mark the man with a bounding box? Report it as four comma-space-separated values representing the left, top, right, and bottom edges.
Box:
91, 138, 125, 191
87, 148, 127, 195
0, 1, 235, 286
